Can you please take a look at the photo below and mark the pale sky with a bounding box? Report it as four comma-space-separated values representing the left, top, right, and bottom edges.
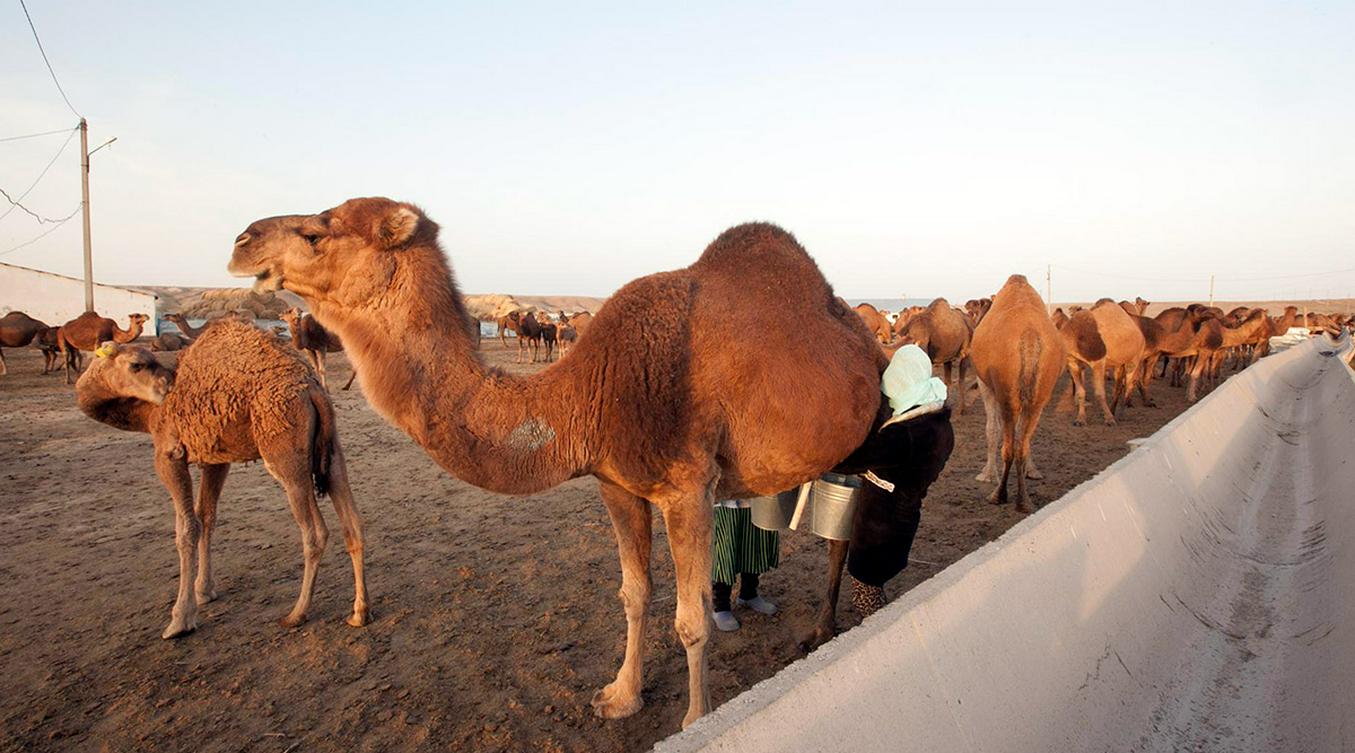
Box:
2, 1, 1352, 303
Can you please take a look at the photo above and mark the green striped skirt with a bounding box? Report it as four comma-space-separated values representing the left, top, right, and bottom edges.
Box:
712, 506, 780, 585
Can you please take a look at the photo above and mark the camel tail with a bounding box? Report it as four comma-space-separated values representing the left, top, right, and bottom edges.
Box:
309, 386, 336, 497
1010, 328, 1045, 444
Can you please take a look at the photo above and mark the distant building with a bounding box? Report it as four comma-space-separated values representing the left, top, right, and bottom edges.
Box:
0, 262, 158, 335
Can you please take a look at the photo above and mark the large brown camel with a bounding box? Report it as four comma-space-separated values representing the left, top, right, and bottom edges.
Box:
853, 303, 893, 344
893, 298, 973, 414
970, 276, 1065, 513
0, 311, 49, 376
74, 322, 368, 639
1050, 307, 1113, 425
280, 307, 355, 390
57, 312, 148, 384
229, 198, 885, 728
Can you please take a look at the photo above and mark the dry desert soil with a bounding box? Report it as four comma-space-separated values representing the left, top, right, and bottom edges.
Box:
1, 339, 1215, 753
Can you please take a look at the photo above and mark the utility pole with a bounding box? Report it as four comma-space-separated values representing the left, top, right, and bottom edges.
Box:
1046, 264, 1053, 314
78, 119, 117, 313
79, 118, 92, 312
1208, 274, 1215, 308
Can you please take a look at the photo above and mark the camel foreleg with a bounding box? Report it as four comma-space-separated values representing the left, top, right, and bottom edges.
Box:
659, 492, 714, 728
155, 451, 201, 639
592, 482, 653, 720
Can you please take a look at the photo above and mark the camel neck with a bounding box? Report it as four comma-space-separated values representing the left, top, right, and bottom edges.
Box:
311, 259, 593, 495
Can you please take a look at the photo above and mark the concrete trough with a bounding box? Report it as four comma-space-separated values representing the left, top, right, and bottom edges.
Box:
657, 334, 1355, 753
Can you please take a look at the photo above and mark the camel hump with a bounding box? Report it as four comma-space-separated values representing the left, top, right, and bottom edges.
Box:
1005, 274, 1030, 286
695, 222, 817, 278
928, 297, 950, 309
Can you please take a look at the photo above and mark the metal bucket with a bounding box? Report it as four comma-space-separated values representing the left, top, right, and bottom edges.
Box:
751, 492, 798, 531
807, 473, 863, 541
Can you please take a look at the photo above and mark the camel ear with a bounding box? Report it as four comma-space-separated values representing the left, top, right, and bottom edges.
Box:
379, 207, 420, 248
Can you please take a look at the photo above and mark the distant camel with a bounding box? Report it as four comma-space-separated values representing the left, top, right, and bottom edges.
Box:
0, 311, 49, 376
1051, 307, 1112, 425
496, 311, 520, 348
150, 332, 193, 352
36, 326, 62, 374
280, 307, 355, 390
1089, 300, 1147, 417
511, 310, 545, 363
964, 298, 992, 326
74, 323, 368, 638
970, 276, 1065, 512
894, 298, 973, 414
853, 303, 893, 344
164, 313, 208, 339
58, 312, 149, 384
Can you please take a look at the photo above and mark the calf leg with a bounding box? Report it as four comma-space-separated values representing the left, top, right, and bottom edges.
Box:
155, 451, 201, 639
801, 538, 849, 651
194, 463, 229, 604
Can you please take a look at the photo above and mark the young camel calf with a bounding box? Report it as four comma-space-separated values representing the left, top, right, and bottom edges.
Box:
75, 321, 368, 639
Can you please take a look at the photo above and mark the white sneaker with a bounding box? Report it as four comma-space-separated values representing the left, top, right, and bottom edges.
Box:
736, 596, 778, 616
713, 610, 740, 632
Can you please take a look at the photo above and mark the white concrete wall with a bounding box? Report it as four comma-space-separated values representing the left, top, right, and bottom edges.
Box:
0, 263, 157, 336
657, 334, 1355, 753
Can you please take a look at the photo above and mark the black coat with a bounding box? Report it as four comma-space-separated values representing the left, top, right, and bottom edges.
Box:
832, 405, 955, 587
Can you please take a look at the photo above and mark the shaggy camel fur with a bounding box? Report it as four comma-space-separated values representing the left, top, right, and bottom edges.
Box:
229, 198, 886, 729
970, 276, 1065, 513
1051, 307, 1113, 425
853, 303, 893, 344
58, 312, 148, 384
893, 298, 973, 414
74, 323, 368, 638
0, 311, 49, 376
280, 307, 355, 390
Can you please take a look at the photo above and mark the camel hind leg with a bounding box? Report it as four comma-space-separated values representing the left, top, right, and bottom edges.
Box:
1068, 360, 1088, 426
802, 537, 849, 651
324, 444, 369, 627
990, 398, 1018, 506
1091, 360, 1115, 426
194, 463, 229, 604
591, 482, 653, 720
263, 444, 329, 628
975, 379, 1002, 483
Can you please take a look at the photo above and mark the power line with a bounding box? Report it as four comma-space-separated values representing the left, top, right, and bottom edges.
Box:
0, 126, 76, 143
1053, 263, 1355, 285
0, 187, 82, 224
18, 0, 81, 118
0, 125, 79, 223
0, 204, 81, 256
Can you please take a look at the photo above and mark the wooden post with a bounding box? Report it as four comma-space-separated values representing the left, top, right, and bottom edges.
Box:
79, 118, 93, 312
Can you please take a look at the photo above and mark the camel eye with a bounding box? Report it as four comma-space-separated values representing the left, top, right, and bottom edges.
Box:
129, 362, 144, 372
302, 233, 319, 246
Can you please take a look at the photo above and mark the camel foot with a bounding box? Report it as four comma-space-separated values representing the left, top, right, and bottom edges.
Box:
975, 470, 996, 483
161, 615, 198, 640
346, 608, 370, 628
1025, 468, 1044, 480
194, 587, 218, 605
1144, 399, 1158, 408
988, 489, 1006, 505
1103, 417, 1117, 427
798, 624, 836, 653
279, 611, 308, 629
1015, 499, 1035, 515
591, 682, 643, 720
1072, 417, 1086, 427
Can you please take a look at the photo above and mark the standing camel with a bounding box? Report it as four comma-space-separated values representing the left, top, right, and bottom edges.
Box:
853, 303, 893, 344
74, 322, 368, 638
893, 298, 973, 414
970, 276, 1065, 513
513, 310, 545, 363
1051, 307, 1113, 425
57, 312, 148, 383
1088, 300, 1147, 417
0, 311, 49, 376
229, 198, 885, 729
280, 307, 355, 390
496, 310, 520, 348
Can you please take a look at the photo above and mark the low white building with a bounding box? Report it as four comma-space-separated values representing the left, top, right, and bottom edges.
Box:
0, 262, 158, 335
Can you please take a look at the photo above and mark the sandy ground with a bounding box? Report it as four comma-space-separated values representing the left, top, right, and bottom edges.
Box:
0, 340, 1212, 753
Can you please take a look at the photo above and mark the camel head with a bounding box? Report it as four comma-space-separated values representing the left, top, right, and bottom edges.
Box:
279, 307, 303, 329
80, 342, 174, 405
129, 313, 150, 328
229, 198, 438, 305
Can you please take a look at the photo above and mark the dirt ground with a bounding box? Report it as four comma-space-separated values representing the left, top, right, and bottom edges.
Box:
0, 339, 1209, 753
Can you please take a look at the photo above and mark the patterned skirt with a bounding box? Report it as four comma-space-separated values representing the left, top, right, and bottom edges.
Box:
711, 506, 780, 585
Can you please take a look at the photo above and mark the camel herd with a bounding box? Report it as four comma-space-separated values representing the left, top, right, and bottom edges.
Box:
2, 197, 1353, 735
